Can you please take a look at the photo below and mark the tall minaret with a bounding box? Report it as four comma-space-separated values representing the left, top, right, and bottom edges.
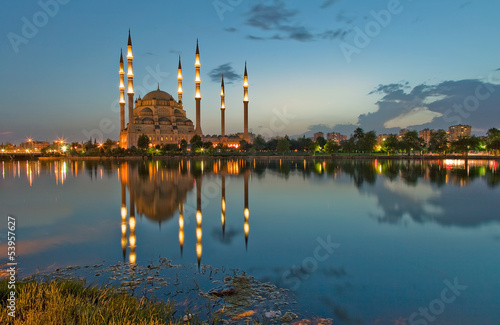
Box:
194, 39, 202, 135
177, 56, 183, 105
243, 62, 249, 141
221, 74, 225, 136
127, 30, 135, 146
119, 49, 126, 132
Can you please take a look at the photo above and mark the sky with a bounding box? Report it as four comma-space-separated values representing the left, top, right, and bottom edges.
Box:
1, 0, 500, 144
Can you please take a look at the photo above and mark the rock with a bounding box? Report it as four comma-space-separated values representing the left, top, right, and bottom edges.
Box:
280, 312, 298, 323
208, 287, 237, 297
265, 310, 282, 318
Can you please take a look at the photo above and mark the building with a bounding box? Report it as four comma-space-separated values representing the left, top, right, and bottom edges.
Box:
419, 128, 434, 145
314, 132, 325, 141
118, 31, 251, 149
448, 125, 471, 142
19, 140, 50, 152
327, 132, 347, 144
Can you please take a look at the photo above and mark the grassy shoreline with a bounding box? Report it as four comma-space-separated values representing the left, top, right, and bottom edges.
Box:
0, 278, 180, 325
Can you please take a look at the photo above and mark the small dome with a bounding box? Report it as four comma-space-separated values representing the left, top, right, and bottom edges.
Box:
142, 89, 174, 101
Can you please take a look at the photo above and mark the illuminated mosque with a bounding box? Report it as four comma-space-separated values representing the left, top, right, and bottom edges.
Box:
118, 30, 251, 149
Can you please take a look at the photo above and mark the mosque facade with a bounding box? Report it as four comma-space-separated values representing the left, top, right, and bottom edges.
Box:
118, 30, 251, 149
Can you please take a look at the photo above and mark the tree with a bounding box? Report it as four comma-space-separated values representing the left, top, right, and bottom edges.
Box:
309, 141, 320, 153
239, 140, 251, 152
400, 131, 424, 156
324, 140, 340, 154
353, 127, 365, 141
428, 129, 449, 154
359, 130, 377, 153
137, 134, 150, 150
382, 134, 400, 154
451, 136, 480, 156
486, 128, 500, 155
190, 134, 203, 150
179, 139, 188, 152
316, 136, 327, 148
276, 138, 290, 154
297, 136, 313, 151
341, 138, 356, 153
266, 139, 278, 151
253, 135, 266, 151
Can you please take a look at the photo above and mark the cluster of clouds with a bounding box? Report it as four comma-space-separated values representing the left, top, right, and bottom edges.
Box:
224, 0, 351, 42
300, 76, 500, 137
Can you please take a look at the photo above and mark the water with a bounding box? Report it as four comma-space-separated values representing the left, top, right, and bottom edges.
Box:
1, 158, 499, 324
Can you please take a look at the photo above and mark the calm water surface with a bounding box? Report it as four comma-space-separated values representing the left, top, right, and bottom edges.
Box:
1, 158, 500, 324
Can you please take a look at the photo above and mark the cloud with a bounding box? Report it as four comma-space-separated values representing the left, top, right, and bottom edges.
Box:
246, 0, 298, 30
169, 49, 181, 55
208, 63, 242, 83
319, 28, 350, 40
245, 0, 348, 42
0, 131, 13, 136
246, 34, 265, 41
333, 79, 500, 135
320, 0, 341, 9
224, 27, 238, 33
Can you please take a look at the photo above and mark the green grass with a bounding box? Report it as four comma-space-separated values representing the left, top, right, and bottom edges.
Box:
0, 278, 182, 325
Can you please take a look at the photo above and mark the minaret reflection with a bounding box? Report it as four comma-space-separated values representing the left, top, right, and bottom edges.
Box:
179, 202, 184, 256
129, 187, 137, 264
221, 173, 226, 238
196, 177, 203, 269
121, 180, 127, 262
244, 169, 250, 250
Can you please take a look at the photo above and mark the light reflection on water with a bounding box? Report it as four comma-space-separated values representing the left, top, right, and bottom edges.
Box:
1, 158, 500, 324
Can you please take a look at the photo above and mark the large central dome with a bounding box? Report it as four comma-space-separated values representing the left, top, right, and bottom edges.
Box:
142, 89, 175, 101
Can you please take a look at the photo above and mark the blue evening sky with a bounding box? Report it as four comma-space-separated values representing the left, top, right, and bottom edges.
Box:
1, 0, 500, 144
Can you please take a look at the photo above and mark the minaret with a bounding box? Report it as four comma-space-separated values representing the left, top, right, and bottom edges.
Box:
243, 62, 249, 142
119, 49, 126, 132
127, 30, 135, 146
221, 74, 225, 137
177, 56, 183, 105
194, 39, 202, 135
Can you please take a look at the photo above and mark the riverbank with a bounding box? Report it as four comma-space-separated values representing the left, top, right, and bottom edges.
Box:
0, 259, 309, 325
35, 153, 500, 161
0, 277, 179, 325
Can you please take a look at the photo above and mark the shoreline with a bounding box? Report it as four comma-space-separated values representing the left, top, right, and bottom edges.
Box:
32, 154, 500, 161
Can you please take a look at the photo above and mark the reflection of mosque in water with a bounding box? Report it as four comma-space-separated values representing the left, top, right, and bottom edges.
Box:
119, 160, 251, 268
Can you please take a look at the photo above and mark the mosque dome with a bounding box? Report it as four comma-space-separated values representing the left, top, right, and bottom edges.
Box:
142, 89, 175, 101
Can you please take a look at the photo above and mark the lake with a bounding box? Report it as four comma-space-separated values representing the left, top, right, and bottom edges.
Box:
1, 158, 499, 324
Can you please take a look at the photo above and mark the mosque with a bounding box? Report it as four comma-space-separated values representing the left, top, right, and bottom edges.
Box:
118, 30, 251, 149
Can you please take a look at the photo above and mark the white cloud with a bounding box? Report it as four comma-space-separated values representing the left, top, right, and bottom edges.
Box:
384, 106, 442, 129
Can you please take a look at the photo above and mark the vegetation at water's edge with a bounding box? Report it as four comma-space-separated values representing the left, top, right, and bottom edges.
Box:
32, 127, 500, 158
0, 278, 185, 325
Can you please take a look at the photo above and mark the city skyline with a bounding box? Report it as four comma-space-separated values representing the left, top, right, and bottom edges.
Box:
2, 0, 500, 145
